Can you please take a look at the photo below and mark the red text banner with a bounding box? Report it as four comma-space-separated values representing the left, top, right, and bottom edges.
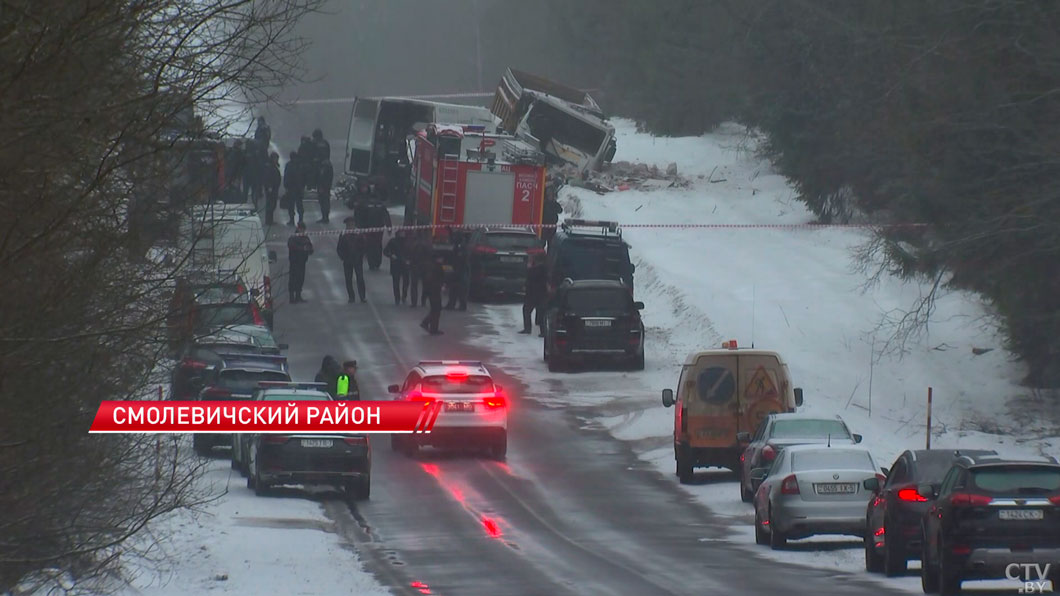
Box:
88, 401, 443, 434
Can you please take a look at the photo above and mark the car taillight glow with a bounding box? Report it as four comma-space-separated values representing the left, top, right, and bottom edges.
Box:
343, 436, 368, 445
474, 245, 497, 254
445, 369, 469, 380
951, 544, 971, 555
406, 390, 433, 404
482, 395, 506, 409
1050, 495, 1060, 505
781, 474, 799, 495
950, 493, 993, 506
181, 358, 208, 369
762, 445, 777, 461
263, 435, 290, 444
740, 453, 745, 463
897, 487, 928, 502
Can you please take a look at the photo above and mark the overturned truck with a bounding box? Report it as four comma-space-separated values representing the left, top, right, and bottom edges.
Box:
491, 68, 616, 174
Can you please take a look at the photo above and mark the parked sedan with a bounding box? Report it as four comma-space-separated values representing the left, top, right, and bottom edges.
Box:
466, 226, 545, 301
752, 444, 884, 549
737, 413, 861, 502
864, 449, 996, 576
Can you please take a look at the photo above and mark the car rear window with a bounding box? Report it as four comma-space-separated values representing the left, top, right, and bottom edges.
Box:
197, 305, 255, 330
261, 393, 331, 401
557, 241, 630, 278
198, 343, 260, 357
771, 419, 850, 439
792, 450, 874, 472
421, 375, 495, 394
564, 289, 631, 315
218, 370, 290, 392
483, 233, 540, 251
970, 467, 1060, 494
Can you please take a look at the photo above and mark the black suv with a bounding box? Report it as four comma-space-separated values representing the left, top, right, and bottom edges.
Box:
466, 226, 545, 300
545, 219, 634, 296
864, 449, 995, 576
190, 355, 290, 456
543, 279, 644, 371
920, 454, 1060, 594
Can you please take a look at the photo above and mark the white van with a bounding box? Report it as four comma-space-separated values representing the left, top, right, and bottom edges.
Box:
180, 204, 276, 326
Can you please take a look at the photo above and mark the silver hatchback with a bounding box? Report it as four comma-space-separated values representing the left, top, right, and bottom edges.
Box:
752, 444, 884, 549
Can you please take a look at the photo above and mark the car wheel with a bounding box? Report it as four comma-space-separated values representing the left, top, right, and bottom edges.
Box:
547, 354, 565, 372
253, 475, 271, 497
754, 509, 768, 545
768, 505, 787, 550
192, 434, 211, 457
938, 548, 961, 595
347, 477, 370, 501
884, 528, 908, 576
631, 351, 645, 371
490, 432, 507, 461
865, 528, 884, 573
921, 539, 939, 593
677, 447, 693, 484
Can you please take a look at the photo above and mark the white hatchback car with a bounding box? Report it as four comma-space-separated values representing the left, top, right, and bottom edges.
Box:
388, 360, 508, 459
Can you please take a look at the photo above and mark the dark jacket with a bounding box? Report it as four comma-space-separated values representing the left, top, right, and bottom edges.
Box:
525, 263, 548, 302
314, 355, 342, 396
448, 241, 467, 277
337, 231, 365, 262
318, 160, 334, 189
298, 137, 316, 163
283, 159, 304, 192
543, 199, 563, 225
383, 236, 408, 274
314, 138, 331, 162
255, 123, 271, 146
423, 259, 445, 293
409, 237, 432, 272
287, 233, 313, 263
264, 162, 281, 195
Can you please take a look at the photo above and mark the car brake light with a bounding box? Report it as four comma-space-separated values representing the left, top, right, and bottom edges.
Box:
343, 436, 368, 445
181, 358, 208, 369
762, 445, 777, 461
1050, 495, 1060, 505
483, 395, 506, 409
781, 474, 799, 495
898, 487, 928, 502
202, 387, 231, 398
406, 390, 433, 403
445, 369, 469, 380
951, 544, 971, 555
950, 493, 992, 506
263, 435, 290, 444
740, 453, 745, 463
474, 245, 497, 254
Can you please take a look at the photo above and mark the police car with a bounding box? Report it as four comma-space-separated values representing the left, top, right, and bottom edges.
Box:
388, 360, 508, 459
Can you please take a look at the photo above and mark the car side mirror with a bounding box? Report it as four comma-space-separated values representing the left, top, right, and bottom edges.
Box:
736, 431, 751, 443
863, 477, 880, 492
750, 468, 768, 482
917, 483, 938, 499
387, 384, 400, 394
793, 387, 804, 407
661, 388, 674, 408
277, 343, 289, 350
633, 301, 645, 310
268, 250, 278, 263
853, 433, 863, 443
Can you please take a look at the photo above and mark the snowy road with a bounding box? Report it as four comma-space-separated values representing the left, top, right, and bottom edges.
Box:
255, 203, 912, 596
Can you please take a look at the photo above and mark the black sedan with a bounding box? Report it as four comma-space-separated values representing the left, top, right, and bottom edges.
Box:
466, 226, 545, 301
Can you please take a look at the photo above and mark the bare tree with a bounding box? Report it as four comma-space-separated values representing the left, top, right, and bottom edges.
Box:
0, 0, 321, 590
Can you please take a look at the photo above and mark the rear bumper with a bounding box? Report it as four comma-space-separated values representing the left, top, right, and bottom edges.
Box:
679, 444, 741, 470
956, 547, 1060, 579
773, 499, 868, 538
410, 426, 506, 447
257, 449, 370, 485
474, 274, 524, 294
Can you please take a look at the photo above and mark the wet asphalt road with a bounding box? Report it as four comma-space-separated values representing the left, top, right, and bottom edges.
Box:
262, 202, 910, 596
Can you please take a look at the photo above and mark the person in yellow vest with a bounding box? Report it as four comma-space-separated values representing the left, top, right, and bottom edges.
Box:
335, 360, 360, 400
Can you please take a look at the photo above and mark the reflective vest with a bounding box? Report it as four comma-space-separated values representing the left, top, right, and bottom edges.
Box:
336, 374, 350, 396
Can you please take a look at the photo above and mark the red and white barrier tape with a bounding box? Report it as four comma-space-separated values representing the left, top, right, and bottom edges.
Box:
289, 222, 929, 237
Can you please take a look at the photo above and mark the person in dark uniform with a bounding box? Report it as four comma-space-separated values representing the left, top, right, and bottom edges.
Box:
317, 158, 333, 224
312, 128, 330, 164
314, 355, 342, 397
337, 216, 367, 303
365, 200, 391, 270
287, 221, 313, 303
298, 135, 316, 189
263, 152, 281, 226
244, 138, 265, 208
383, 230, 410, 304
542, 187, 563, 246
407, 231, 431, 308
445, 231, 468, 311
420, 254, 445, 335
226, 139, 246, 201
283, 151, 305, 226
520, 254, 548, 336
254, 116, 271, 147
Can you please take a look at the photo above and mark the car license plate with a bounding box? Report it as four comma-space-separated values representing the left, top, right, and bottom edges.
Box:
300, 439, 333, 448
500, 256, 522, 263
999, 509, 1044, 521
815, 483, 857, 494
584, 319, 611, 327
445, 402, 474, 412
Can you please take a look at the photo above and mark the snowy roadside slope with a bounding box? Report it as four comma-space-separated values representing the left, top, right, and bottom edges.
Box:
469, 118, 1058, 583
118, 459, 391, 596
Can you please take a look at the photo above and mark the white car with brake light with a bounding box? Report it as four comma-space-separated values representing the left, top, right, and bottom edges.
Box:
388, 360, 508, 460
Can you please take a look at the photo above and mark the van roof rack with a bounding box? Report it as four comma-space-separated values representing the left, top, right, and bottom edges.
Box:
560, 219, 621, 237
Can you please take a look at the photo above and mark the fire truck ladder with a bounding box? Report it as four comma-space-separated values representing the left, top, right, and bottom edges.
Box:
439, 156, 459, 223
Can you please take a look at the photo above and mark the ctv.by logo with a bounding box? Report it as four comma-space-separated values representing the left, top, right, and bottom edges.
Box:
1007, 563, 1053, 594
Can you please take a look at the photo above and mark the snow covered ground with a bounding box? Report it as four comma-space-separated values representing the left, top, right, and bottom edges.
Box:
469, 118, 1060, 591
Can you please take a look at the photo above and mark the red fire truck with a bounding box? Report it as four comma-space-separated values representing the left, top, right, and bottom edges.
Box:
406, 124, 548, 243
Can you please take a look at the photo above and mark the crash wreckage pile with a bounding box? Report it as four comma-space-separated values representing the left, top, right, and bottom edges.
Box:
554, 160, 693, 195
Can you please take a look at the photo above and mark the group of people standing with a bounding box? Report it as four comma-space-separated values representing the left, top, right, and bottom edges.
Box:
220, 116, 278, 209
272, 128, 333, 226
